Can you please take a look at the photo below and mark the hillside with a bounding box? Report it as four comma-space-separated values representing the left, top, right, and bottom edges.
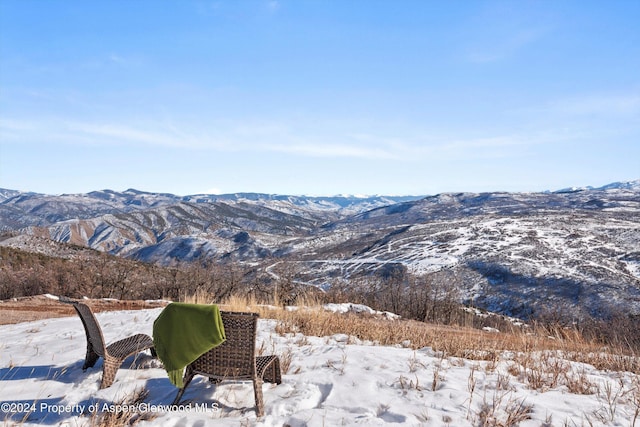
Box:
1, 181, 639, 320
0, 190, 418, 263
287, 183, 640, 318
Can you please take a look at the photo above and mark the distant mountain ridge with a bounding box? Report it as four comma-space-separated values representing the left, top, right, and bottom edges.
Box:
1, 180, 639, 320
552, 179, 640, 193
0, 188, 421, 224
0, 189, 423, 262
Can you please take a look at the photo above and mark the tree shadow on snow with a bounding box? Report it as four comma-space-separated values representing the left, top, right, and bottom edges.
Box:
0, 360, 85, 383
466, 260, 640, 319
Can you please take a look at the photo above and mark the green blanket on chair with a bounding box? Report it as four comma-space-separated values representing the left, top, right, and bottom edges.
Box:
153, 303, 226, 388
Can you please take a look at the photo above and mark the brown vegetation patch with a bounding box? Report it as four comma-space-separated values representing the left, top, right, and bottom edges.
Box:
0, 295, 167, 325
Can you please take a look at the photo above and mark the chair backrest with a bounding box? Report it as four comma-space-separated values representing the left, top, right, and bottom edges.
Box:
190, 311, 258, 380
72, 302, 107, 358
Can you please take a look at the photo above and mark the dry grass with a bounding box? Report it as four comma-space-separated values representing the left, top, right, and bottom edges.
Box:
0, 295, 167, 326
88, 388, 156, 427
472, 390, 534, 427
506, 351, 601, 394
182, 294, 640, 375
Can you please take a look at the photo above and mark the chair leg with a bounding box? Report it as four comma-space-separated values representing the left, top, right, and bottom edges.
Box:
83, 345, 100, 371
172, 371, 195, 405
265, 363, 275, 384
100, 356, 119, 389
270, 358, 282, 384
260, 356, 282, 384
253, 379, 265, 417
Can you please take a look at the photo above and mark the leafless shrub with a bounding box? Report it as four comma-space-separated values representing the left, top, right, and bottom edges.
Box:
278, 346, 294, 374
397, 374, 422, 392
564, 367, 597, 395
495, 372, 512, 391
414, 408, 430, 422
467, 365, 478, 418
432, 364, 442, 391
597, 380, 624, 422
473, 390, 533, 427
407, 352, 426, 373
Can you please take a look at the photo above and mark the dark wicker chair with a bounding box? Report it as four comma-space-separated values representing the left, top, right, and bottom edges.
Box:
71, 301, 155, 389
172, 311, 282, 417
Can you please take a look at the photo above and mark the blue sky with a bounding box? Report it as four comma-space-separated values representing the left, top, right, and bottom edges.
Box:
1, 0, 638, 196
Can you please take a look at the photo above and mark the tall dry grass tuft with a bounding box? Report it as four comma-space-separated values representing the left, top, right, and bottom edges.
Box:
181, 291, 325, 316
472, 391, 534, 427
180, 288, 217, 305
88, 388, 156, 426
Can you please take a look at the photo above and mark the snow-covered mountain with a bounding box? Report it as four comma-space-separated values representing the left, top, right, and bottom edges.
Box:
287, 183, 640, 318
553, 179, 640, 193
0, 189, 420, 262
1, 182, 639, 319
0, 189, 420, 227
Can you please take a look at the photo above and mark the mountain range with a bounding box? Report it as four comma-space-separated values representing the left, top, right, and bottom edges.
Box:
1, 181, 639, 320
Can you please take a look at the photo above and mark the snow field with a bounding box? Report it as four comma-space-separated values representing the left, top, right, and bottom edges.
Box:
0, 308, 639, 426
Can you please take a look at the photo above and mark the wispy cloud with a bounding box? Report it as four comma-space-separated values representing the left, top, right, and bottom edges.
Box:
1, 107, 597, 165
264, 142, 397, 159
462, 2, 553, 63
0, 116, 399, 160
62, 117, 408, 160
77, 53, 142, 71
0, 118, 37, 132
67, 122, 180, 146
466, 26, 549, 63
439, 135, 529, 151
108, 53, 127, 64
0, 118, 197, 148
546, 93, 640, 117
0, 114, 522, 163
266, 0, 280, 12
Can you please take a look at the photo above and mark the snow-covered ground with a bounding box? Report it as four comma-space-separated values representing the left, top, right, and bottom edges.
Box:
1, 307, 639, 426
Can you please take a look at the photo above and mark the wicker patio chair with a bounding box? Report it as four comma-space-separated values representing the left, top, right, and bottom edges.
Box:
172, 311, 282, 417
70, 301, 155, 389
